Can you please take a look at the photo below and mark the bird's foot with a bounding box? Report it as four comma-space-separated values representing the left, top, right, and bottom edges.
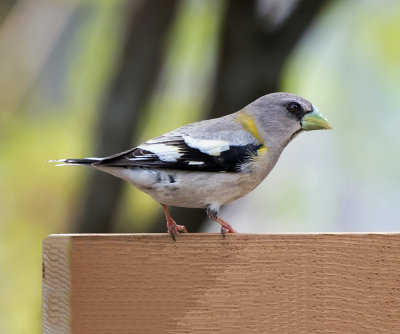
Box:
167, 218, 187, 241
206, 207, 236, 238
220, 222, 236, 238
161, 204, 187, 241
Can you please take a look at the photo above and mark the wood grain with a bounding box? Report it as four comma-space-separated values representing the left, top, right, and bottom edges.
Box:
42, 234, 400, 333
42, 235, 71, 334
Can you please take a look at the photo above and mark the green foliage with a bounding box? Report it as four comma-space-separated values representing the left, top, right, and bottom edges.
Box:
0, 2, 123, 332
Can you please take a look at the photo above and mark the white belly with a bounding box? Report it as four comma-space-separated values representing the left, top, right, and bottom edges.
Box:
96, 166, 263, 208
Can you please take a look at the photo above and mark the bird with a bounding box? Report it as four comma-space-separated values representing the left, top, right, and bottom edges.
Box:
50, 92, 331, 240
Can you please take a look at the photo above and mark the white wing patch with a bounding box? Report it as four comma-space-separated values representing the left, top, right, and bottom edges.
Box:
136, 144, 182, 162
146, 136, 176, 144
182, 135, 230, 156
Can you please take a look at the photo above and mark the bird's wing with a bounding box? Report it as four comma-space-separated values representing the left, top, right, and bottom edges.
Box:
94, 130, 264, 173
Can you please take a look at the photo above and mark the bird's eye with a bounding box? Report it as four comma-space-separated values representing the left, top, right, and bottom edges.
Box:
287, 102, 302, 114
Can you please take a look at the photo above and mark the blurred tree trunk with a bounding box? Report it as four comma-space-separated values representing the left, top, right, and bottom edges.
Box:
151, 0, 330, 233
74, 0, 177, 232
210, 0, 330, 118
0, 0, 16, 24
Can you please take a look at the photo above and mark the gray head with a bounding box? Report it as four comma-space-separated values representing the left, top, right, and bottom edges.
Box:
245, 92, 331, 150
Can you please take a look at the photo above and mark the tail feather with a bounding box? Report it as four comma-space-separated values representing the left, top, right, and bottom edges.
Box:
48, 157, 101, 166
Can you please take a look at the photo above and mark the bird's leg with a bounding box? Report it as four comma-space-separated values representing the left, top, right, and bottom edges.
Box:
161, 204, 187, 240
206, 207, 236, 237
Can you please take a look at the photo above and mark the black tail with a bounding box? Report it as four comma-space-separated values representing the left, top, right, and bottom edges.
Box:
48, 157, 101, 166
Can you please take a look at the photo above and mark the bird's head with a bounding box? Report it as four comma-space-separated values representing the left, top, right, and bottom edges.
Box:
247, 92, 331, 148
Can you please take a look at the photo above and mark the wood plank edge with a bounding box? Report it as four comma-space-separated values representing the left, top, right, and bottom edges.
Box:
42, 236, 72, 334
48, 232, 400, 238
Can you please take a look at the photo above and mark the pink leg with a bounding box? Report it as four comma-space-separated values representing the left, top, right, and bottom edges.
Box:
216, 217, 236, 235
161, 204, 187, 240
206, 207, 236, 237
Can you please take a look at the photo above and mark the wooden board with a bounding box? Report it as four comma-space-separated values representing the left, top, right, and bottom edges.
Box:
42, 233, 400, 333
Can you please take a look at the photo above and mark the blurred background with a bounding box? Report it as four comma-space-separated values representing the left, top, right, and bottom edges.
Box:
1, 0, 400, 332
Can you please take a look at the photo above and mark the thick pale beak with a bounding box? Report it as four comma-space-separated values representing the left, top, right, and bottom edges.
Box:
301, 106, 332, 131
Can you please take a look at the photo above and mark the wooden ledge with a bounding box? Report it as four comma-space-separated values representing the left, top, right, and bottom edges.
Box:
42, 233, 400, 333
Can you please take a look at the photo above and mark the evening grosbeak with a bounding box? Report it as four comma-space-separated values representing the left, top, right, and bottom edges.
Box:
50, 92, 331, 239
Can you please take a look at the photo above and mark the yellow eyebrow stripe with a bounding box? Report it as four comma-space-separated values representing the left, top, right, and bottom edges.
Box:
235, 111, 265, 145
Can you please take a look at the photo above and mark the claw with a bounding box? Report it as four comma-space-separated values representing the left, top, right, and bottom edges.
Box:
177, 224, 187, 233
162, 204, 187, 241
168, 226, 177, 241
167, 223, 187, 241
206, 206, 237, 237
221, 226, 227, 238
220, 224, 235, 238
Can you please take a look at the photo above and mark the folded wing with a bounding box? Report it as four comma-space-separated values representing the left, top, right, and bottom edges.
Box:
95, 133, 264, 173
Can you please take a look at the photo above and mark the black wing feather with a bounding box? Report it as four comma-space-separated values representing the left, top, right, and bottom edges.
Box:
94, 137, 263, 173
